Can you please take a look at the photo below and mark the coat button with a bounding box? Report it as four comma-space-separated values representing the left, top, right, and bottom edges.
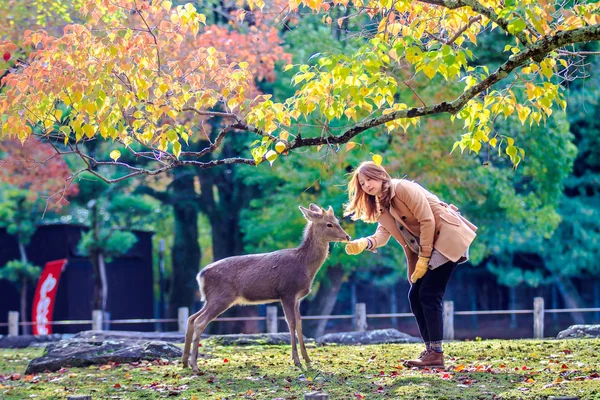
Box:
410, 239, 415, 243
402, 216, 406, 220
437, 231, 440, 235
399, 226, 404, 230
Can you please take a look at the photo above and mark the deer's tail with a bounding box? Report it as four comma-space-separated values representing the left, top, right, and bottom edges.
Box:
196, 271, 206, 302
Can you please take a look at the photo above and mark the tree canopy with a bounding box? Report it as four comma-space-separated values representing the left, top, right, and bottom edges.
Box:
0, 0, 598, 183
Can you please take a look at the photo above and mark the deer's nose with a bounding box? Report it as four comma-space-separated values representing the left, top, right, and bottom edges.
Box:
345, 234, 351, 241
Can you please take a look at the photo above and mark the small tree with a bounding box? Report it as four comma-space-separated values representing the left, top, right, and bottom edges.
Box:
0, 138, 77, 333
74, 177, 160, 315
0, 260, 41, 334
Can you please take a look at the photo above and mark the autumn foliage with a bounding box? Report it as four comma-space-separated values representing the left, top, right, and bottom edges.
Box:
0, 138, 78, 207
0, 0, 599, 180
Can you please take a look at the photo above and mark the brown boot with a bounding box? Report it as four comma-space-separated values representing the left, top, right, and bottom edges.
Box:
404, 350, 445, 369
403, 349, 429, 368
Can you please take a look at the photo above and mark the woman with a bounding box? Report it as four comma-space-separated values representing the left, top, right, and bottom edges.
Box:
344, 161, 477, 368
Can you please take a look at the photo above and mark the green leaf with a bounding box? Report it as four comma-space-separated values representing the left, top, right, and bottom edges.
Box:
507, 19, 527, 35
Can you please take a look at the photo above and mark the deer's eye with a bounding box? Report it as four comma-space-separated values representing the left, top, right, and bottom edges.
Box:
327, 223, 333, 228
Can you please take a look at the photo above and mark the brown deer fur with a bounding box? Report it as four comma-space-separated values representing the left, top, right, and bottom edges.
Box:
181, 204, 351, 371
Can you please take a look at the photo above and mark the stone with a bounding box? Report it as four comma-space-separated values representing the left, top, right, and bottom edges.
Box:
556, 325, 600, 339
316, 329, 421, 345
25, 338, 183, 374
0, 334, 66, 349
74, 330, 188, 343
205, 333, 313, 346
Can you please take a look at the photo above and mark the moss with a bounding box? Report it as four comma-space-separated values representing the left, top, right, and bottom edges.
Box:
0, 339, 599, 399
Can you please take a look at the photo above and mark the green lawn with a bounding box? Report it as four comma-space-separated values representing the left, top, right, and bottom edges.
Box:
1, 338, 599, 399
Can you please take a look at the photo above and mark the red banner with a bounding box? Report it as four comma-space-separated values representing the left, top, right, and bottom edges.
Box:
31, 259, 67, 335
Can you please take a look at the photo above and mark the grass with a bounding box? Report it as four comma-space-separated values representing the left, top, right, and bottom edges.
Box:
0, 338, 599, 399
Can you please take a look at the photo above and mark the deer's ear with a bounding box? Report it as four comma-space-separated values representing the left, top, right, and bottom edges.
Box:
299, 206, 322, 221
326, 205, 335, 216
309, 203, 321, 212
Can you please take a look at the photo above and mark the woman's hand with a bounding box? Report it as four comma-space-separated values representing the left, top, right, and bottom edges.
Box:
345, 238, 370, 255
410, 256, 430, 282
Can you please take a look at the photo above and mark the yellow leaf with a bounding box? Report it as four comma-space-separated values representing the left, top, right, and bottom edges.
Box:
422, 65, 436, 79
346, 142, 357, 151
372, 154, 383, 166
265, 150, 278, 166
280, 131, 289, 141
162, 0, 172, 11
275, 141, 286, 153
173, 141, 182, 159
110, 150, 121, 162
83, 124, 95, 139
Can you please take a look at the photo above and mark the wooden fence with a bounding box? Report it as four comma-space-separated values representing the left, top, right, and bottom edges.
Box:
3, 297, 600, 339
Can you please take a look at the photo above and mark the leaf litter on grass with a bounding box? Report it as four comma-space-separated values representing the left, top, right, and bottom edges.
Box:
0, 339, 599, 399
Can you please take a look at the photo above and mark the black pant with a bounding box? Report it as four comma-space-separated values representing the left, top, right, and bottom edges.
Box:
408, 260, 457, 343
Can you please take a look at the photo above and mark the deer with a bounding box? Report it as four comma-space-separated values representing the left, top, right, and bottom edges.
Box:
181, 204, 351, 372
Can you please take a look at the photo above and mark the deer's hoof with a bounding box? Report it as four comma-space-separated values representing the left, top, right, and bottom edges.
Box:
294, 360, 303, 369
181, 357, 189, 368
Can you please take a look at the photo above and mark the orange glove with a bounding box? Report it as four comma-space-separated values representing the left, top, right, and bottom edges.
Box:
410, 256, 430, 283
345, 238, 370, 255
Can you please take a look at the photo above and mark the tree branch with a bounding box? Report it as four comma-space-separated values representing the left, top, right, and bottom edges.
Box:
287, 23, 600, 150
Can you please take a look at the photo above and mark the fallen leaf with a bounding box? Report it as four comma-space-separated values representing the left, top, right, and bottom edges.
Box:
114, 383, 121, 389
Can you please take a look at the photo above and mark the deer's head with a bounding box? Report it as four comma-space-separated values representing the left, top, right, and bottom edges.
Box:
299, 204, 351, 243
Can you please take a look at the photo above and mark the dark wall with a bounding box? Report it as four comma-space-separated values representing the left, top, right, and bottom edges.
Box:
0, 224, 154, 334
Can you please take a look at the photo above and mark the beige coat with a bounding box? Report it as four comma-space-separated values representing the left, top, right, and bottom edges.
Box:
368, 179, 477, 274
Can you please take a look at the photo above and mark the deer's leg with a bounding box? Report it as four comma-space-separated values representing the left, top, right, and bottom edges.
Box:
189, 298, 234, 374
182, 306, 207, 368
294, 300, 311, 366
281, 296, 302, 368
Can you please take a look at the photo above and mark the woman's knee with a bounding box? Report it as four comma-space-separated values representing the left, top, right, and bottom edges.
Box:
418, 289, 443, 308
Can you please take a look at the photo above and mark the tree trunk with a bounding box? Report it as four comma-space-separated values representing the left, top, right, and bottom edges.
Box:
98, 252, 108, 314
304, 264, 346, 338
20, 277, 29, 335
555, 277, 586, 324
168, 169, 201, 320
18, 240, 30, 334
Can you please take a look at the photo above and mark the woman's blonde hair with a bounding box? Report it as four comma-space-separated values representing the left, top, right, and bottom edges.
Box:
344, 161, 393, 223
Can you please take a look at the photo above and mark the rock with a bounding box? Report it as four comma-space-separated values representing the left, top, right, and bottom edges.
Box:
557, 325, 600, 339
205, 333, 313, 346
25, 338, 183, 374
74, 330, 188, 343
0, 334, 67, 349
317, 329, 421, 345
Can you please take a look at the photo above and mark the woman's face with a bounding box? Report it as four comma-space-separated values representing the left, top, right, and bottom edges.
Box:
358, 173, 383, 197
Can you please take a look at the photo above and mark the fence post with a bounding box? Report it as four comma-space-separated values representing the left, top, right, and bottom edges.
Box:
178, 307, 189, 333
443, 301, 454, 341
266, 306, 278, 334
92, 310, 103, 331
533, 297, 544, 339
355, 303, 367, 332
8, 311, 19, 336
